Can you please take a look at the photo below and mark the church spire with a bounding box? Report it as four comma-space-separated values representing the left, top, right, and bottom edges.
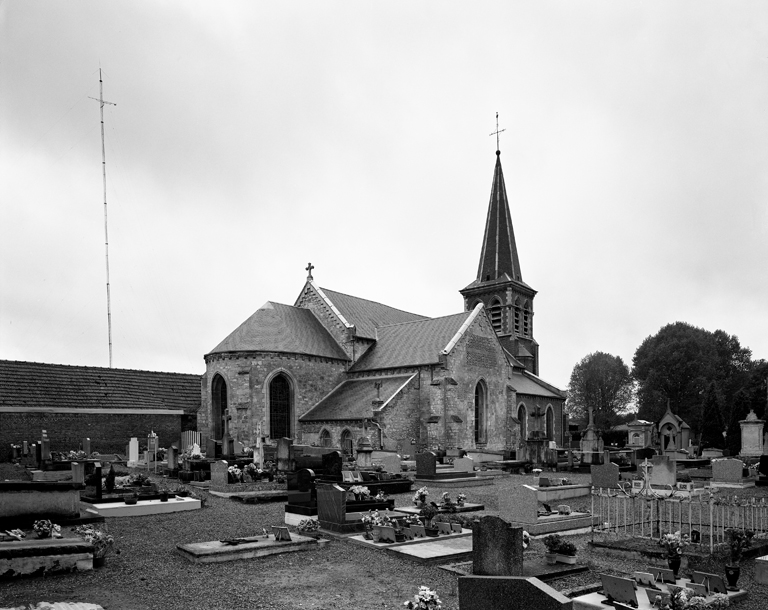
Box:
476, 150, 523, 283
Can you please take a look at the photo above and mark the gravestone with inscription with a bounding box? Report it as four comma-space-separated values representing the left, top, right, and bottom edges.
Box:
317, 483, 357, 533
380, 454, 401, 474
650, 456, 676, 487
591, 460, 620, 490
498, 485, 539, 527
416, 452, 438, 478
712, 458, 745, 483
454, 457, 475, 473
473, 515, 523, 577
211, 461, 229, 488
459, 576, 572, 610
277, 438, 293, 472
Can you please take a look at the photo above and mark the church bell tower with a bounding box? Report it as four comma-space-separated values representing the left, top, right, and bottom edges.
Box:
459, 149, 539, 374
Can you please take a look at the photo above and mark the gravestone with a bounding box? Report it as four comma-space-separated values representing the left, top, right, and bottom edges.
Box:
416, 451, 437, 478
316, 483, 352, 532
650, 456, 676, 487
233, 440, 245, 456
380, 454, 401, 474
40, 431, 50, 462
128, 438, 140, 466
454, 457, 475, 473
702, 448, 724, 459
473, 516, 523, 577
739, 410, 765, 457
636, 447, 656, 460
82, 438, 91, 455
459, 576, 572, 610
207, 437, 221, 460
712, 458, 744, 483
211, 461, 229, 487
71, 461, 85, 484
322, 450, 343, 477
277, 438, 293, 472
167, 446, 178, 470
22, 440, 28, 456
498, 484, 538, 526
590, 461, 620, 490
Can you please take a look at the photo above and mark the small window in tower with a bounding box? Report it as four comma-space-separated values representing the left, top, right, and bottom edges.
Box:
489, 299, 502, 333
523, 302, 530, 337
514, 307, 521, 334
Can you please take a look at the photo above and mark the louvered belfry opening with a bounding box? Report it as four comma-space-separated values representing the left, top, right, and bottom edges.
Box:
269, 374, 291, 439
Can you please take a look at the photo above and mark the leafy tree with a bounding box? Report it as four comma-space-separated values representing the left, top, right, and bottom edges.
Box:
699, 382, 725, 450
566, 351, 634, 430
633, 322, 762, 437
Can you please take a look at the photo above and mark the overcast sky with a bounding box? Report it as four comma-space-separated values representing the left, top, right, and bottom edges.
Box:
1, 1, 766, 390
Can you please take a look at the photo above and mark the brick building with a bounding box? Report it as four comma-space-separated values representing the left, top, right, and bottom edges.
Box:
202, 150, 566, 456
0, 360, 201, 456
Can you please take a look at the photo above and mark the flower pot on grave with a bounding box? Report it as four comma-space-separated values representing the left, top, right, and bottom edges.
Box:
93, 555, 106, 568
724, 565, 741, 590
424, 527, 439, 538
160, 492, 169, 502
371, 526, 382, 543
545, 553, 558, 565
395, 532, 406, 543
556, 554, 577, 565
124, 494, 137, 505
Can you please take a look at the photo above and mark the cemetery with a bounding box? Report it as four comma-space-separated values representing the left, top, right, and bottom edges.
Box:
4, 417, 768, 610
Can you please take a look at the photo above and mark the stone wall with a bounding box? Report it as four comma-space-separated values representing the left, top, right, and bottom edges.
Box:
201, 351, 347, 447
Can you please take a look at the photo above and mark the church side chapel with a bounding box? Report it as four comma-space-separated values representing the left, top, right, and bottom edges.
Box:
200, 148, 566, 461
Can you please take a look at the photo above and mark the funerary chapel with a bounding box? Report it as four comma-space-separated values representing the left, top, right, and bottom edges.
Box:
200, 149, 566, 458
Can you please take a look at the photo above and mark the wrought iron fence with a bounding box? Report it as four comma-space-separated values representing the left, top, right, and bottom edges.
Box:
590, 486, 768, 554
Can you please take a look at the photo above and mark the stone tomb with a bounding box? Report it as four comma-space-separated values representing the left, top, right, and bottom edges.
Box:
415, 451, 475, 482
459, 576, 572, 610
710, 457, 755, 489
500, 485, 595, 535
177, 531, 325, 564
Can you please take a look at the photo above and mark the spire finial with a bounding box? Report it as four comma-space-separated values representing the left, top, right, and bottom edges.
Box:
305, 262, 314, 281
489, 112, 505, 153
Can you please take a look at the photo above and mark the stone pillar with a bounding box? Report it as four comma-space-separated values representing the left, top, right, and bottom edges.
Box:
82, 438, 91, 455
128, 437, 139, 466
167, 446, 178, 470
40, 431, 50, 462
740, 410, 765, 458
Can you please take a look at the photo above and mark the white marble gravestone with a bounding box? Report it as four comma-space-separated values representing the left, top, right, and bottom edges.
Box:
740, 410, 765, 458
128, 437, 140, 466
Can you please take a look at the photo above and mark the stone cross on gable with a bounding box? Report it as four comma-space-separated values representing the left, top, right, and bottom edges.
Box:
305, 262, 314, 281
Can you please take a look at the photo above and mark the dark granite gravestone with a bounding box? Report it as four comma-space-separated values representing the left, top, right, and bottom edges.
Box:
316, 483, 356, 533
759, 455, 768, 477
458, 576, 572, 610
473, 515, 523, 577
590, 461, 620, 490
322, 451, 343, 477
636, 447, 656, 460
416, 451, 437, 478
296, 468, 316, 492
206, 437, 221, 459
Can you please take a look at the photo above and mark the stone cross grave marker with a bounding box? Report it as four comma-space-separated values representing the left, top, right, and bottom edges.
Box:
473, 515, 524, 577
591, 460, 620, 490
498, 484, 538, 526
211, 460, 229, 487
380, 454, 401, 474
459, 576, 572, 610
650, 456, 676, 487
712, 458, 744, 483
454, 457, 475, 473
416, 451, 437, 477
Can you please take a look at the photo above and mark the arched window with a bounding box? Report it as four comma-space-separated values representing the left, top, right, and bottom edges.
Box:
517, 404, 527, 441
474, 381, 487, 444
489, 299, 502, 333
545, 405, 555, 442
340, 429, 353, 456
319, 429, 332, 448
269, 373, 292, 439
211, 374, 228, 440
523, 301, 530, 337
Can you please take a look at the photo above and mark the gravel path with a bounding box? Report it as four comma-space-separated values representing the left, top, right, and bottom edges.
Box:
2, 468, 768, 609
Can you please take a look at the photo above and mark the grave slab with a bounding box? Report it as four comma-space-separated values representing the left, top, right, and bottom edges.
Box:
82, 496, 200, 517
177, 533, 325, 564
459, 576, 573, 610
0, 533, 94, 578
348, 530, 474, 565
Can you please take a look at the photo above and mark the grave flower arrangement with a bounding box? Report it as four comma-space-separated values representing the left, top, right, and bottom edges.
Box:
33, 520, 61, 539
413, 486, 429, 505
724, 528, 754, 565
296, 519, 320, 533
245, 463, 264, 481
403, 585, 442, 610
419, 504, 439, 528
374, 490, 387, 501
227, 465, 243, 483
349, 485, 370, 500
659, 531, 689, 558
456, 492, 467, 506
73, 525, 115, 558
128, 473, 150, 487
439, 491, 457, 513
182, 445, 203, 460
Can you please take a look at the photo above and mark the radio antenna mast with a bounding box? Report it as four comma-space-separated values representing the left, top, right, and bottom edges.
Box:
89, 69, 116, 367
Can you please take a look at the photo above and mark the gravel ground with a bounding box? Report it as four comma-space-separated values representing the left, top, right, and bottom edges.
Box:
2, 467, 768, 609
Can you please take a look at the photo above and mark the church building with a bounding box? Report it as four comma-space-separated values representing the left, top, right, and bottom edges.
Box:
200, 149, 566, 459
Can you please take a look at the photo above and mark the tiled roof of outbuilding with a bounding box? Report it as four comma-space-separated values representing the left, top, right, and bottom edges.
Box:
300, 374, 416, 421
319, 288, 428, 340
0, 360, 201, 413
207, 302, 349, 361
349, 312, 472, 372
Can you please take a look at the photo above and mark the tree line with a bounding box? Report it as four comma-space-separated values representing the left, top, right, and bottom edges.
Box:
566, 322, 768, 455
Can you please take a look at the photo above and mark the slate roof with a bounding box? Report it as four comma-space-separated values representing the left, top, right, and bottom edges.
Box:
207, 302, 349, 360
509, 371, 564, 399
349, 312, 472, 372
299, 374, 416, 422
319, 288, 428, 341
0, 360, 201, 413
